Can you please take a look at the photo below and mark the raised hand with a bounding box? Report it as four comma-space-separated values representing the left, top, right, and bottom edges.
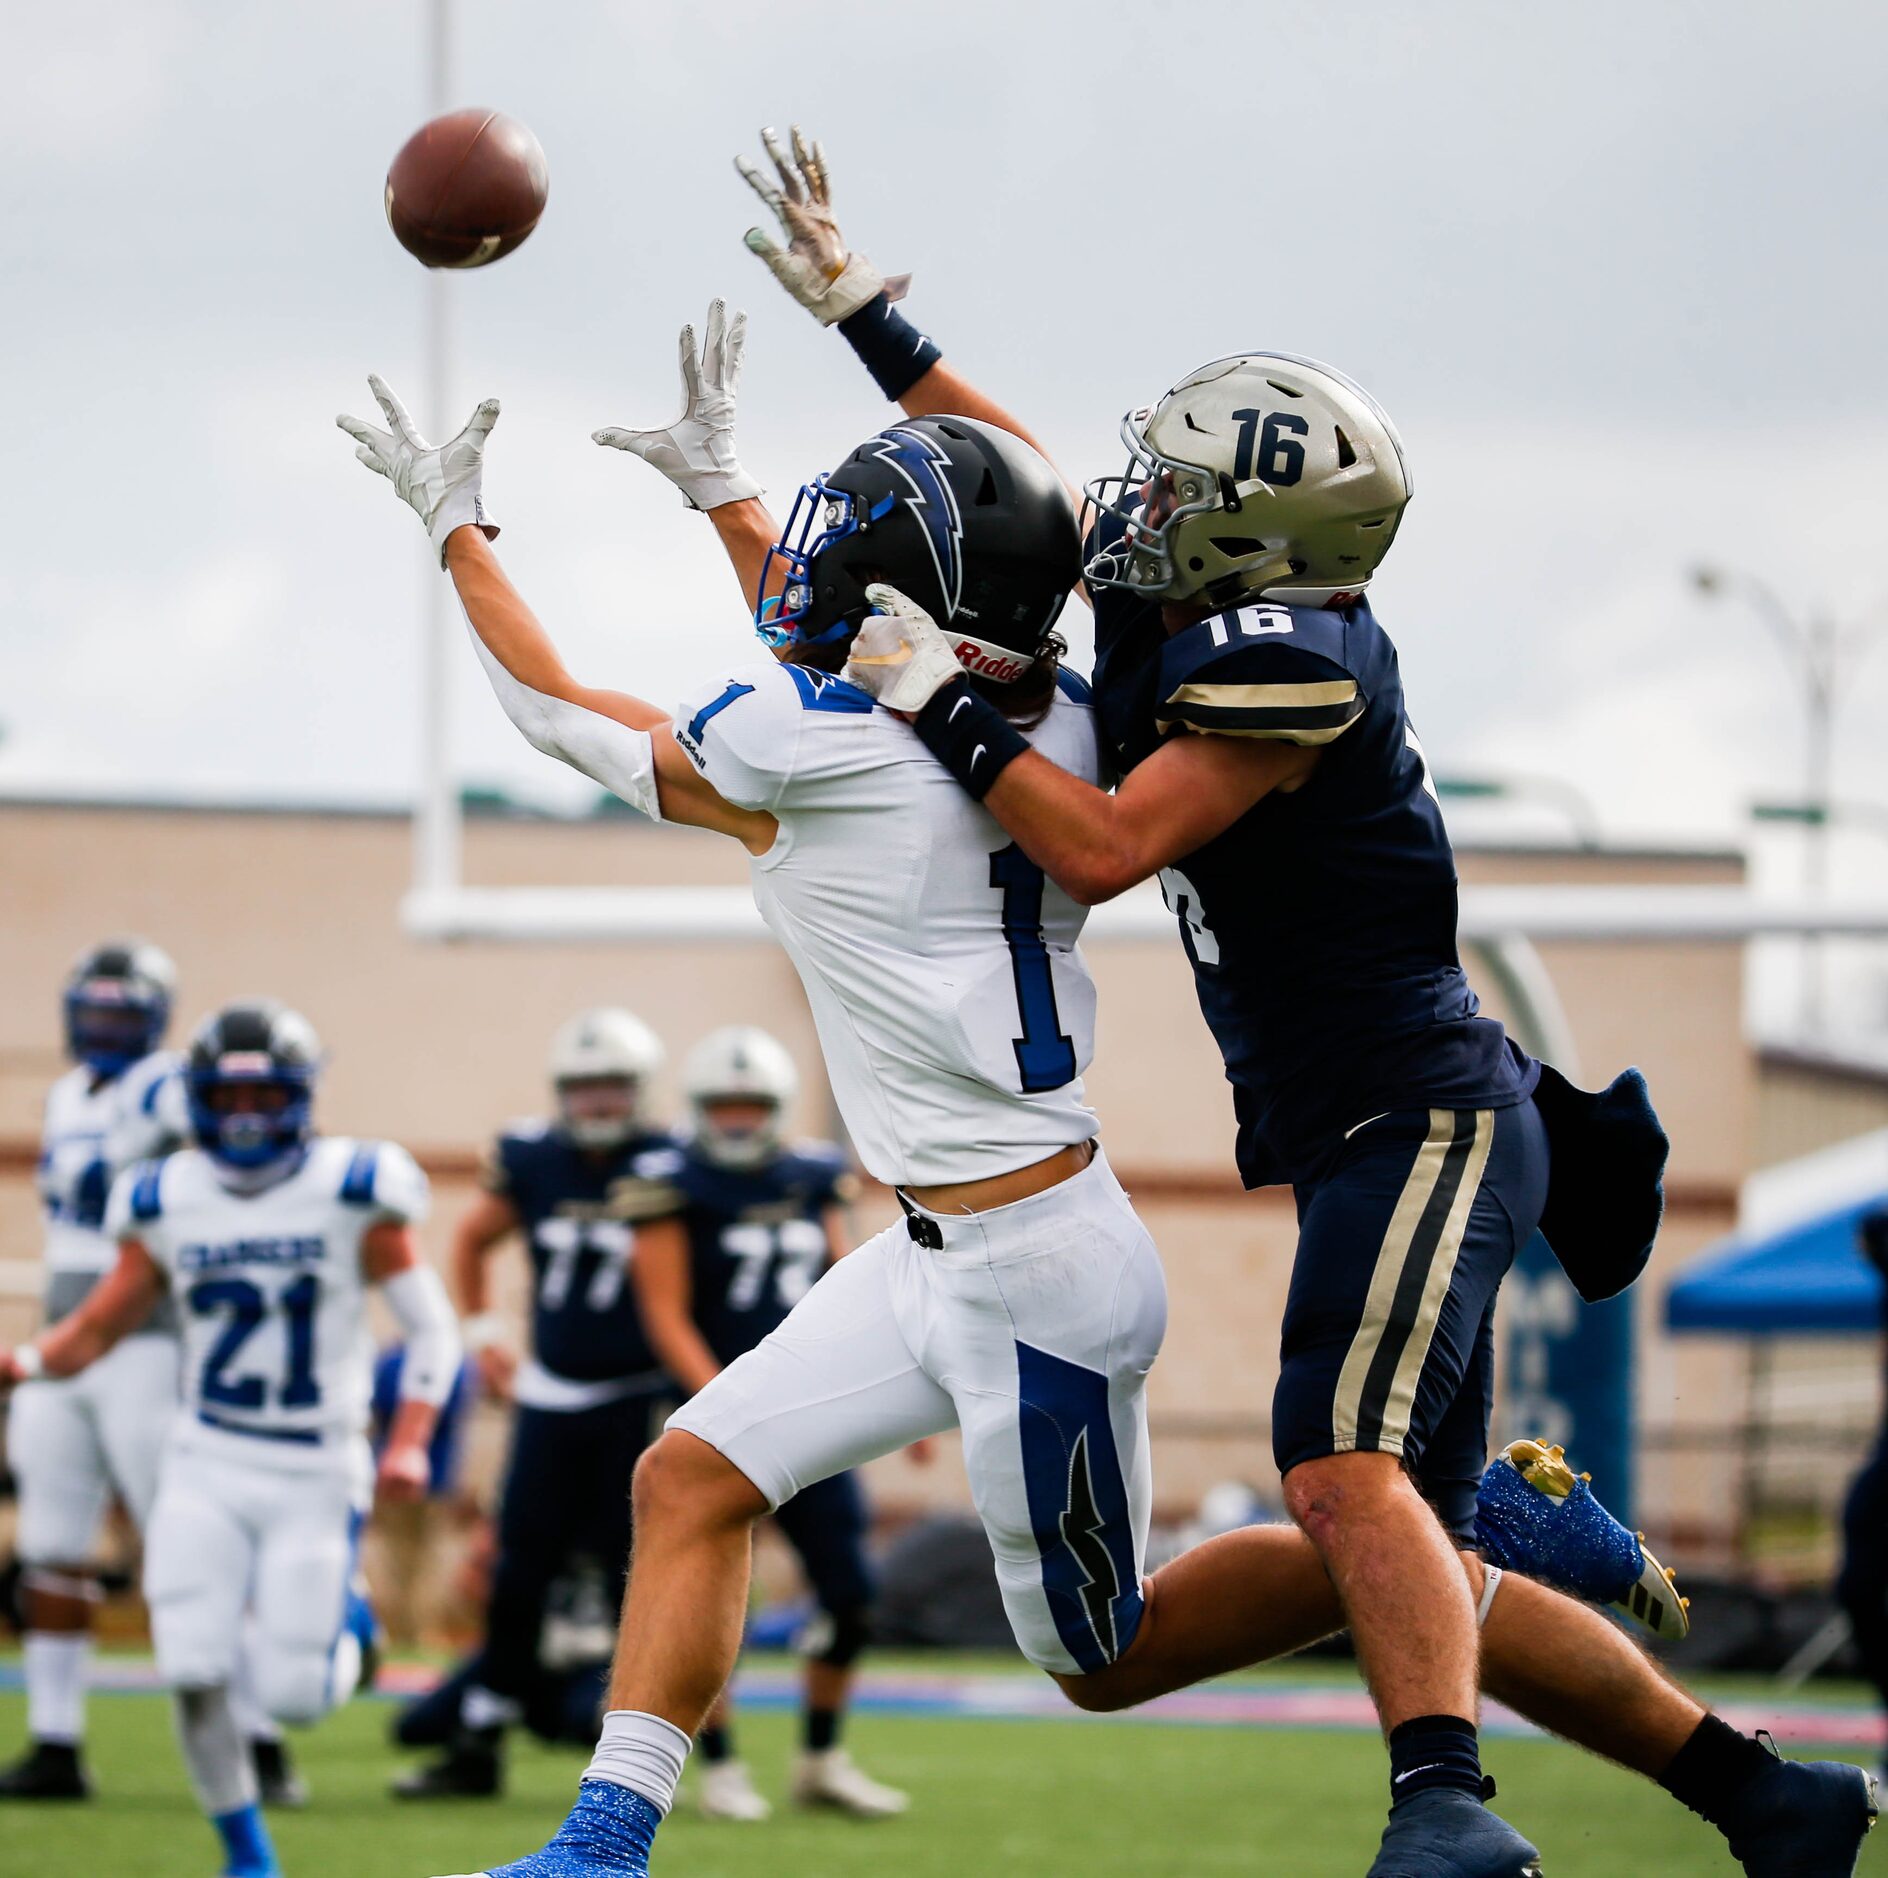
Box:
337, 376, 500, 565
593, 298, 762, 511
736, 124, 893, 326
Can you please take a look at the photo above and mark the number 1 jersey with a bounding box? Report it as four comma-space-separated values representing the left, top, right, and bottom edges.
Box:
105, 1137, 429, 1451
669, 660, 1101, 1188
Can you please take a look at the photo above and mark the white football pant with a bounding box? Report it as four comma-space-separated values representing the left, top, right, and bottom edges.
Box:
7, 1334, 180, 1561
142, 1419, 369, 1726
673, 1148, 1166, 1676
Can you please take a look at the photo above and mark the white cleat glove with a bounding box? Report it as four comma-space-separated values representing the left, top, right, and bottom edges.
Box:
843, 583, 967, 713
791, 1747, 910, 1819
736, 125, 902, 326
593, 299, 763, 511
337, 377, 500, 566
696, 1757, 772, 1822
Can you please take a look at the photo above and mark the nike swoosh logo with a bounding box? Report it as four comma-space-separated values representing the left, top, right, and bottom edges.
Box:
970, 744, 987, 769
949, 696, 974, 722
1344, 1112, 1392, 1140
1393, 1763, 1446, 1786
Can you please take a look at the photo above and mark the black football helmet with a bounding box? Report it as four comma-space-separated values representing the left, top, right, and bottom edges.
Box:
64, 937, 175, 1076
186, 998, 323, 1169
756, 416, 1081, 682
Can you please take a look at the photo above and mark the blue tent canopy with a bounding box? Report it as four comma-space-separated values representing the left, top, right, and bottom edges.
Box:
1665, 1196, 1885, 1335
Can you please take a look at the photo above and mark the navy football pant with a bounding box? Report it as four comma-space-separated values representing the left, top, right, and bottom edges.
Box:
1273, 1099, 1549, 1542
771, 1468, 875, 1624
1837, 1443, 1888, 1716
471, 1390, 673, 1709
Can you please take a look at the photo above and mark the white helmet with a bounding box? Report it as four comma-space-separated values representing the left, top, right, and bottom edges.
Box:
549, 1008, 663, 1151
1084, 352, 1412, 608
683, 1026, 798, 1171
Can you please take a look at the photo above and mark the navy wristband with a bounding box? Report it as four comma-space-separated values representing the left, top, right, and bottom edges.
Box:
912, 677, 1029, 802
837, 293, 943, 401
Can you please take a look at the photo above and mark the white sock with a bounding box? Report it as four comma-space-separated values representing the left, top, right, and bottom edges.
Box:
582, 1709, 692, 1816
171, 1686, 257, 1818
24, 1633, 90, 1745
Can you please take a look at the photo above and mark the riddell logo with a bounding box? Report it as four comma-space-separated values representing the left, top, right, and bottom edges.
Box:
952, 637, 1028, 684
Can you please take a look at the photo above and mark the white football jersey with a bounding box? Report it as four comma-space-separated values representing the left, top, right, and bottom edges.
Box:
670, 660, 1101, 1187
105, 1136, 430, 1453
38, 1052, 188, 1319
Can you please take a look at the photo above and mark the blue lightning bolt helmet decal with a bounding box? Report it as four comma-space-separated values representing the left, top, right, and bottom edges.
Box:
752, 423, 967, 651
861, 426, 965, 619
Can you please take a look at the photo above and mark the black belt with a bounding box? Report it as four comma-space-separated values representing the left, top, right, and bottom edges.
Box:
896, 1191, 945, 1250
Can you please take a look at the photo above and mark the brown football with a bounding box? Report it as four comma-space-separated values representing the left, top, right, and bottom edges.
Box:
385, 109, 548, 269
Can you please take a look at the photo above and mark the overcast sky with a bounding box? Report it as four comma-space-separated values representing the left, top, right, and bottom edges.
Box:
5, 3, 1886, 978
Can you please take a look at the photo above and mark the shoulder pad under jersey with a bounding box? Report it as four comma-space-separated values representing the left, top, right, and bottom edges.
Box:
1156, 602, 1365, 744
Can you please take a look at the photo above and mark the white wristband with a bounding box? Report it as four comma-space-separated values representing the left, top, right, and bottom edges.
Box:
462, 1311, 506, 1354
12, 1343, 45, 1382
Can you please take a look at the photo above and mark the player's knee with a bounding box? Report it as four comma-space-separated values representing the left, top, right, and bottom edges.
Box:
255, 1649, 332, 1728
157, 1636, 238, 1696
1282, 1450, 1403, 1542
1052, 1664, 1136, 1713
632, 1429, 763, 1531
806, 1603, 873, 1670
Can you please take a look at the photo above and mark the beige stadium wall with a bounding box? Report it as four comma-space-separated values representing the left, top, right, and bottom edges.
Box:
0, 800, 1763, 1563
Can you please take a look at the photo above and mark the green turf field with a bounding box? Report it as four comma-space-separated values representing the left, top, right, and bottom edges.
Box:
2, 1665, 1882, 1877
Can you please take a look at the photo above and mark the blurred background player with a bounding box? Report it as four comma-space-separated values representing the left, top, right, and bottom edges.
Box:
632, 1025, 908, 1822
395, 1009, 684, 1800
367, 1335, 478, 1652
1837, 1203, 1888, 1781
1, 939, 185, 1801
1, 997, 460, 1878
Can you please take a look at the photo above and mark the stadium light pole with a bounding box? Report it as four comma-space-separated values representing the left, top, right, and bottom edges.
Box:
1436, 773, 1603, 851
1693, 566, 1887, 1035
414, 0, 462, 904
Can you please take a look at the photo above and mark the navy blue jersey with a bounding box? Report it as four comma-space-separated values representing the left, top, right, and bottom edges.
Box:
1089, 540, 1536, 1187
484, 1123, 685, 1385
675, 1142, 855, 1367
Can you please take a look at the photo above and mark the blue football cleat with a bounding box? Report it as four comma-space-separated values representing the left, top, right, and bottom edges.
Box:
1475, 1438, 1690, 1639
432, 1778, 661, 1877
1722, 1740, 1877, 1877
1367, 1789, 1542, 1877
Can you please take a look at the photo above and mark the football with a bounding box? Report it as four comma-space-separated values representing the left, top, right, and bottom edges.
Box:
384, 108, 549, 268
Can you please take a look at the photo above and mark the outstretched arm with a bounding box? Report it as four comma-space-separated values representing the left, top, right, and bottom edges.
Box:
736, 125, 1064, 488
592, 299, 784, 618
337, 376, 775, 853
362, 1222, 460, 1504
2, 1242, 165, 1386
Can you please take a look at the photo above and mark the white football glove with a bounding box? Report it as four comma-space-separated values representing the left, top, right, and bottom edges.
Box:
337, 376, 500, 566
593, 298, 762, 511
843, 583, 966, 713
736, 125, 904, 326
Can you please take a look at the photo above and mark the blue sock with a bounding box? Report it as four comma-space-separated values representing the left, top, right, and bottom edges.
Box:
211, 1800, 278, 1876
1388, 1715, 1485, 1804
489, 1780, 663, 1877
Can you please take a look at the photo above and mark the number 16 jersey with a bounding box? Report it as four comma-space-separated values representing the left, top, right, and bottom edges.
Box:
104, 1137, 429, 1452
668, 660, 1101, 1188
